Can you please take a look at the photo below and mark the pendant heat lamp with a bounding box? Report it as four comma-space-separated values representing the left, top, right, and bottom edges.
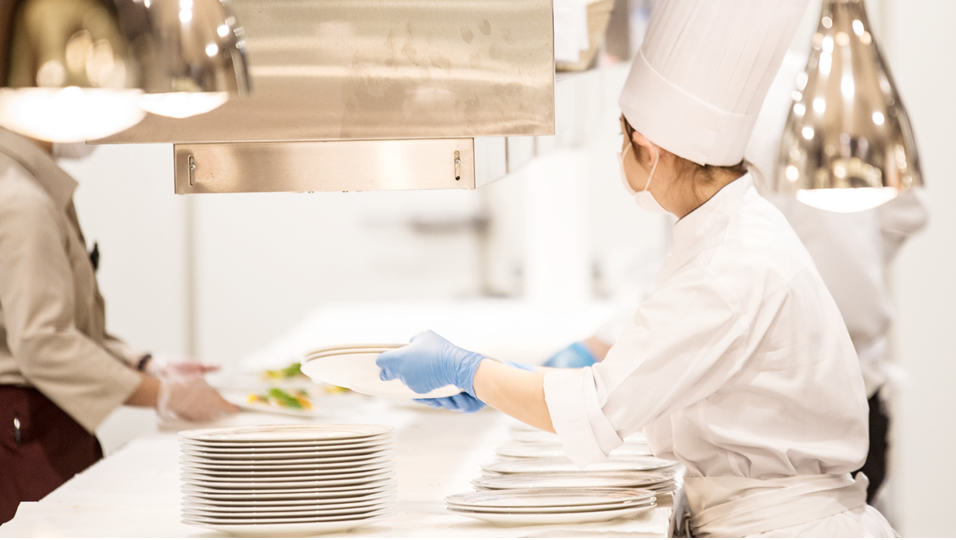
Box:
0, 0, 249, 142
776, 0, 921, 213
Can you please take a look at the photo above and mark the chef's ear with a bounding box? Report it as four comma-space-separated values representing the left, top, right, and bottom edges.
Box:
629, 130, 657, 164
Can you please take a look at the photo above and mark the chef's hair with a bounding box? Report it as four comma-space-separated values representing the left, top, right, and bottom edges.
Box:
624, 116, 751, 200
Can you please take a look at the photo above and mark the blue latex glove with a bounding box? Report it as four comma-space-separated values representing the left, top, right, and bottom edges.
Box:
543, 341, 597, 368
413, 361, 535, 413
415, 393, 486, 413
377, 330, 486, 396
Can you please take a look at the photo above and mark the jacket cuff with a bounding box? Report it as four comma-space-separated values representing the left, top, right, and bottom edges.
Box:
544, 367, 623, 467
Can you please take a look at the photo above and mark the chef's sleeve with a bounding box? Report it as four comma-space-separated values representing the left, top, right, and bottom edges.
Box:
877, 188, 928, 265
0, 190, 142, 433
544, 265, 751, 466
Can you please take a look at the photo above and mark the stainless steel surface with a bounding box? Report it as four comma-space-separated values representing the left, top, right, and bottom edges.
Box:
129, 0, 249, 96
101, 0, 555, 143
776, 0, 922, 212
174, 139, 475, 193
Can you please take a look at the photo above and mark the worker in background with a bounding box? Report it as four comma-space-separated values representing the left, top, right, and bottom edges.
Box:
544, 50, 929, 506
377, 0, 897, 535
0, 128, 238, 524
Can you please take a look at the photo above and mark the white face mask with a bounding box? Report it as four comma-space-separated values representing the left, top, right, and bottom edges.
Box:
618, 141, 669, 214
52, 142, 97, 161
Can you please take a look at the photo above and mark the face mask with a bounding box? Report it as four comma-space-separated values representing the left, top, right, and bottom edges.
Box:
52, 142, 97, 161
618, 140, 669, 214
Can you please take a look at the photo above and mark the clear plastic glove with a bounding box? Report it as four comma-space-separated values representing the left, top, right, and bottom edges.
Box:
376, 330, 486, 396
543, 341, 597, 368
415, 393, 486, 413
146, 355, 221, 379
157, 375, 238, 422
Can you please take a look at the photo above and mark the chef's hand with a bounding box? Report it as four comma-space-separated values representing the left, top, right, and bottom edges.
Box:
157, 375, 238, 422
145, 355, 221, 379
376, 330, 486, 396
543, 341, 598, 368
415, 393, 487, 413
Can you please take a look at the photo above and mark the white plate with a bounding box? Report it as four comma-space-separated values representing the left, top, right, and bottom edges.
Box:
180, 424, 391, 444
304, 344, 405, 355
447, 504, 655, 527
300, 352, 460, 399
181, 461, 393, 478
182, 470, 395, 489
495, 441, 653, 459
181, 439, 393, 455
184, 489, 396, 509
182, 479, 396, 500
183, 505, 395, 525
482, 457, 677, 475
182, 508, 393, 536
472, 472, 671, 491
181, 452, 393, 470
223, 393, 321, 419
445, 488, 654, 510
184, 500, 394, 519
303, 348, 395, 360
447, 500, 654, 514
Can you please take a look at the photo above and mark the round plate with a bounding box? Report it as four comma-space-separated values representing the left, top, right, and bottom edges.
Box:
180, 438, 393, 454
482, 457, 677, 475
182, 508, 393, 536
183, 465, 395, 483
304, 344, 406, 355
445, 488, 654, 510
179, 424, 392, 444
182, 470, 395, 490
184, 500, 395, 519
447, 504, 654, 527
495, 441, 653, 459
181, 460, 393, 478
184, 489, 396, 509
182, 479, 396, 500
300, 352, 460, 399
183, 508, 395, 536
183, 505, 394, 524
181, 451, 393, 469
472, 472, 671, 491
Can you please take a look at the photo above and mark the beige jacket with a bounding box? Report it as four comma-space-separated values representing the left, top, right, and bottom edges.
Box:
0, 130, 142, 433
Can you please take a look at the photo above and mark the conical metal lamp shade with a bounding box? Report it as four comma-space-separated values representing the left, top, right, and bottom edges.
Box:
0, 0, 249, 142
776, 0, 922, 213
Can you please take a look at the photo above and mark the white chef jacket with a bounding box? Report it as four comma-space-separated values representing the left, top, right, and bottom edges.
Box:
544, 173, 870, 478
747, 50, 929, 398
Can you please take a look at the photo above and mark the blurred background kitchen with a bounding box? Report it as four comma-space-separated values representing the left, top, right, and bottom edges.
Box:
48, 0, 953, 536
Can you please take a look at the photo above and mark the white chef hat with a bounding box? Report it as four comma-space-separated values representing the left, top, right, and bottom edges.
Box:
619, 0, 808, 166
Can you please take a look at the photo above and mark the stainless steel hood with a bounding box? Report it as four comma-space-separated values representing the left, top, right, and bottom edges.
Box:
100, 0, 556, 193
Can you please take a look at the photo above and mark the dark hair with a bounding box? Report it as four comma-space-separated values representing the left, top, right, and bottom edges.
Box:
623, 116, 748, 196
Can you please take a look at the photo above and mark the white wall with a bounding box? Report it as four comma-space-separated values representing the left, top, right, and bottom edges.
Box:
881, 0, 956, 536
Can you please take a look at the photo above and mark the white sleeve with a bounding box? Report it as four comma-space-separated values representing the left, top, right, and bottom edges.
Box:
544, 265, 751, 466
878, 188, 929, 265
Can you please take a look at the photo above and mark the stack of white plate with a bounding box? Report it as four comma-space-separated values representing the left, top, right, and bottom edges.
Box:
179, 424, 397, 536
300, 343, 460, 399
485, 425, 678, 495
445, 488, 656, 526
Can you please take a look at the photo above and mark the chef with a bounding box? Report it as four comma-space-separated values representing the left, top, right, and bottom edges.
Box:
544, 49, 930, 505
0, 129, 238, 523
377, 0, 897, 536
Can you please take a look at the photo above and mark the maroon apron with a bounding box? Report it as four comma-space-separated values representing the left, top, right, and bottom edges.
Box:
0, 385, 103, 524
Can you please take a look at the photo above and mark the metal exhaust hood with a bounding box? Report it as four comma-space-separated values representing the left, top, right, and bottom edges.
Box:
99, 0, 556, 194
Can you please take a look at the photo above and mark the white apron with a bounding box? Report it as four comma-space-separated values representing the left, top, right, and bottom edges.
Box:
681, 473, 896, 538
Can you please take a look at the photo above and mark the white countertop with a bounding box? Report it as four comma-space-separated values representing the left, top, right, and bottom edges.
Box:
1, 394, 669, 538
